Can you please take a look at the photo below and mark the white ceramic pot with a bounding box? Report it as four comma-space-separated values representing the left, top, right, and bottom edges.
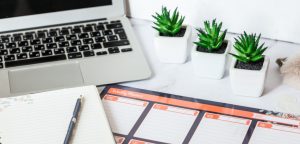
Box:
191, 41, 231, 79
230, 56, 270, 97
154, 25, 192, 63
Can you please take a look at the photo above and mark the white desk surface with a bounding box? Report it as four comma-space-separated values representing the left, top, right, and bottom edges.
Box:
103, 18, 300, 116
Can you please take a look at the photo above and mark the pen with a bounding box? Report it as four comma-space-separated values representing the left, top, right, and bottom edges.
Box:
64, 95, 83, 144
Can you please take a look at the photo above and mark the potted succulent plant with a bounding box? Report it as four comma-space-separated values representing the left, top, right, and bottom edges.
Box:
191, 19, 230, 79
229, 32, 269, 97
152, 6, 191, 63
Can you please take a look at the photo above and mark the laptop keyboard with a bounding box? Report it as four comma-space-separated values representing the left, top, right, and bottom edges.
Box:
0, 20, 132, 69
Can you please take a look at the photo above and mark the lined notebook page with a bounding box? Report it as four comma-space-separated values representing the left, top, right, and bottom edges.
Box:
0, 86, 115, 144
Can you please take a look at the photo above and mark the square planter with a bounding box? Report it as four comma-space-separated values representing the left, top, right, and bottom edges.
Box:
230, 57, 270, 97
154, 25, 192, 63
191, 40, 231, 79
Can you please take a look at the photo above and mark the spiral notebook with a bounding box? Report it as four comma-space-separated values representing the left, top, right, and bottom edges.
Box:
0, 86, 115, 144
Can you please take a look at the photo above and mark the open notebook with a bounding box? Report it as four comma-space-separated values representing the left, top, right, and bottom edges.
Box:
0, 86, 115, 144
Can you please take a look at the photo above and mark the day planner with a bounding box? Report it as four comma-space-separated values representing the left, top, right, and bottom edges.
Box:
101, 85, 300, 144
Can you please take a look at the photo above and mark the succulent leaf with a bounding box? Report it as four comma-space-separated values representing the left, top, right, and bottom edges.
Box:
152, 6, 185, 36
194, 19, 227, 52
230, 32, 268, 63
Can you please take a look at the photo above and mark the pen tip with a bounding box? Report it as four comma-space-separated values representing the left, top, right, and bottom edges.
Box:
80, 95, 84, 101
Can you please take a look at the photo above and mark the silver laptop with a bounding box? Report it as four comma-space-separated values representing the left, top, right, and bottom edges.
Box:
0, 0, 151, 97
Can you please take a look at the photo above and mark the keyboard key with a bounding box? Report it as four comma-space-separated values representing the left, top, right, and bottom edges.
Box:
106, 23, 123, 29
110, 20, 121, 23
17, 53, 28, 60
6, 42, 17, 49
25, 31, 35, 35
61, 26, 72, 29
0, 63, 3, 68
0, 56, 2, 62
34, 44, 46, 51
5, 55, 66, 68
10, 48, 21, 54
24, 34, 34, 40
72, 28, 82, 34
0, 44, 4, 49
59, 41, 70, 47
12, 35, 22, 42
60, 29, 70, 35
4, 55, 15, 61
83, 51, 95, 57
48, 30, 58, 37
71, 40, 82, 46
83, 26, 93, 32
108, 47, 120, 54
54, 36, 65, 42
46, 43, 58, 49
37, 31, 46, 38
0, 50, 8, 55
114, 28, 125, 34
1, 37, 10, 43
119, 33, 127, 40
22, 46, 33, 52
121, 48, 133, 52
29, 52, 40, 58
79, 33, 89, 39
102, 21, 109, 25
86, 23, 96, 27
12, 33, 23, 37
96, 24, 105, 31
91, 43, 102, 49
68, 52, 82, 59
90, 32, 101, 37
18, 41, 29, 47
96, 51, 108, 55
66, 35, 77, 41
54, 48, 65, 55
83, 38, 94, 44
41, 50, 53, 56
67, 47, 78, 53
107, 35, 118, 41
42, 37, 53, 44
103, 30, 113, 35
74, 25, 84, 29
103, 40, 130, 48
79, 45, 90, 51
95, 37, 106, 42
31, 39, 42, 45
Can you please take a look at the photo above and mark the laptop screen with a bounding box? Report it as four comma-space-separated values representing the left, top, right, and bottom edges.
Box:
0, 0, 112, 19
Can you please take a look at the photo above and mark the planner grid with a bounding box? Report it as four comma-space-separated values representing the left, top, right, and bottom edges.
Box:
100, 85, 300, 144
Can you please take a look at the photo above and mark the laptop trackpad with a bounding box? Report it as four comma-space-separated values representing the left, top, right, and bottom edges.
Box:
9, 63, 84, 94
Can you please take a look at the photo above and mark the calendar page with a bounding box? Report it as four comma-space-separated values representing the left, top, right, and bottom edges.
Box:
100, 85, 300, 144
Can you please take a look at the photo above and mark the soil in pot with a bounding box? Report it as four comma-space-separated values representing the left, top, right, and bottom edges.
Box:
196, 41, 228, 54
235, 58, 265, 70
159, 27, 186, 37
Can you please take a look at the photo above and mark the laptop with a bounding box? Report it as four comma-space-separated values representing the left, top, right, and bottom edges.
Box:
0, 0, 151, 97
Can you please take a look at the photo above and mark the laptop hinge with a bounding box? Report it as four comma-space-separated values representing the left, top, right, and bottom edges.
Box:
0, 18, 107, 34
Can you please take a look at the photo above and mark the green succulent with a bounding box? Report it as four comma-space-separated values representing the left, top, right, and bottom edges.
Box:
194, 19, 227, 52
230, 32, 268, 63
152, 6, 185, 36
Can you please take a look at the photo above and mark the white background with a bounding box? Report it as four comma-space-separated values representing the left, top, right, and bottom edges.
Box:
126, 0, 300, 43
